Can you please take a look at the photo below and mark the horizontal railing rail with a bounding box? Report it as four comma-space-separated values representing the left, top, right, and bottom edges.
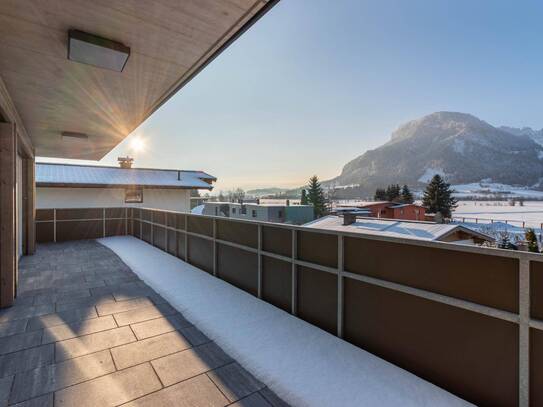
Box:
35, 207, 543, 407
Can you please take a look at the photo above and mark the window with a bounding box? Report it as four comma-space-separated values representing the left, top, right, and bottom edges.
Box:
232, 208, 237, 214
241, 205, 247, 215
125, 187, 143, 203
215, 207, 218, 216
252, 210, 257, 218
278, 210, 283, 218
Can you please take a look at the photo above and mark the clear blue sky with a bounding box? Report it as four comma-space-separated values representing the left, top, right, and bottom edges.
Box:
40, 0, 543, 192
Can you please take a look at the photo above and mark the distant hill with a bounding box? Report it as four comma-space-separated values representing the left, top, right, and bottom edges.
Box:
246, 187, 289, 197
325, 112, 543, 196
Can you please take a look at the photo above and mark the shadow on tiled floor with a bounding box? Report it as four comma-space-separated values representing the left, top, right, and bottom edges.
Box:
0, 240, 288, 407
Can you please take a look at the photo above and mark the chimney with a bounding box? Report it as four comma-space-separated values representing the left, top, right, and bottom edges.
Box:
118, 156, 134, 169
286, 199, 290, 206
343, 212, 357, 226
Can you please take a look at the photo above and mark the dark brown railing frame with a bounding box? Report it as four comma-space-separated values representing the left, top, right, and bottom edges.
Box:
36, 207, 543, 407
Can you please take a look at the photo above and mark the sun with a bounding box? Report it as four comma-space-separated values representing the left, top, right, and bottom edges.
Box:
130, 137, 145, 152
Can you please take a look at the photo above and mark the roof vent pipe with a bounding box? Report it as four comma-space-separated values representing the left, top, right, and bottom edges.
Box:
343, 212, 357, 226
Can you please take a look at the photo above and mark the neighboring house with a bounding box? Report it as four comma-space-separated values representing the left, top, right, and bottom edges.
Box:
201, 202, 314, 225
336, 201, 426, 221
305, 215, 494, 245
36, 161, 216, 212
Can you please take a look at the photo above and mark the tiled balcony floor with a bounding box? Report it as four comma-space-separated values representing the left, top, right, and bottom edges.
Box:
0, 240, 287, 407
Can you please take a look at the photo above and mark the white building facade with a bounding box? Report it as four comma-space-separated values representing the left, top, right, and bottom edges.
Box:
36, 163, 215, 213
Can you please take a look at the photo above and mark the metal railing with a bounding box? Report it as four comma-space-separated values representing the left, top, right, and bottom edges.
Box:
35, 207, 543, 406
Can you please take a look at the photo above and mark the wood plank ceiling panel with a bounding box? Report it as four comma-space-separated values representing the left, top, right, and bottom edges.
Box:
0, 0, 270, 159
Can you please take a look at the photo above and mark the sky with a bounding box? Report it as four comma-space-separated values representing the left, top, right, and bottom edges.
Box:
38, 0, 543, 192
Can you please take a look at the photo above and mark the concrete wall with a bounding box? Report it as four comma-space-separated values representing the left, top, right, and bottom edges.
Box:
37, 187, 191, 212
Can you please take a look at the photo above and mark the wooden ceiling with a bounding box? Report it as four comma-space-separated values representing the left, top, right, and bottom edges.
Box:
0, 0, 275, 159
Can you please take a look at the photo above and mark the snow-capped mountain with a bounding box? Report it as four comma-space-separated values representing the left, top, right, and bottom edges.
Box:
500, 126, 543, 147
326, 112, 543, 194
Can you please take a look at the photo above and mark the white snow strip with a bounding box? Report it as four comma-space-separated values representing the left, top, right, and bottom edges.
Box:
99, 236, 471, 407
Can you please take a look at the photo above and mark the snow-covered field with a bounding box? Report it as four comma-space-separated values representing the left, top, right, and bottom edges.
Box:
451, 182, 543, 199
453, 200, 543, 229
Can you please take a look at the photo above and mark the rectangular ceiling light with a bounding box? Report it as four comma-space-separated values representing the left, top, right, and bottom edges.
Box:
68, 30, 130, 72
62, 131, 88, 143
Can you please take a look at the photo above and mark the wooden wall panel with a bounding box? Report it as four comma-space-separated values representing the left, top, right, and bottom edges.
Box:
217, 243, 258, 296
343, 278, 518, 407
216, 219, 257, 248
262, 226, 291, 257
187, 215, 213, 237
153, 210, 166, 225
142, 222, 152, 243
0, 123, 16, 307
344, 237, 519, 313
36, 222, 54, 243
105, 219, 126, 237
298, 231, 337, 268
530, 261, 543, 320
531, 328, 543, 406
105, 207, 124, 218
187, 235, 213, 273
56, 208, 103, 220
153, 225, 166, 250
262, 255, 292, 312
297, 266, 337, 334
35, 209, 54, 221
56, 220, 103, 241
176, 232, 186, 260
167, 229, 177, 256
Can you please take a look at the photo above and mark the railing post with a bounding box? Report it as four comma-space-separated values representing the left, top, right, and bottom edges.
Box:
125, 208, 128, 235
184, 215, 188, 262
139, 210, 142, 239
337, 234, 344, 338
150, 210, 154, 246
291, 229, 297, 315
102, 208, 106, 238
53, 208, 57, 242
212, 218, 217, 276
519, 257, 530, 407
257, 224, 262, 298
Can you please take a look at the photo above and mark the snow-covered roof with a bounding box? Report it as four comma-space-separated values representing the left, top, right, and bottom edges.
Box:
36, 163, 215, 189
304, 216, 493, 243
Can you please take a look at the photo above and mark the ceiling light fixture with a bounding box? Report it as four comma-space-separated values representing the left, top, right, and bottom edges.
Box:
61, 131, 88, 142
68, 29, 130, 72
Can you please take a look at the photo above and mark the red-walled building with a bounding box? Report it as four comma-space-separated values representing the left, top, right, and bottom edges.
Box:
344, 201, 426, 221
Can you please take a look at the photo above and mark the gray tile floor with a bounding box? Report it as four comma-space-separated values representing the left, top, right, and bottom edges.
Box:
0, 240, 288, 407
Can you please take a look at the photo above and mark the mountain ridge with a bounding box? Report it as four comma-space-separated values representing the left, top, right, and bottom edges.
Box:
325, 112, 543, 195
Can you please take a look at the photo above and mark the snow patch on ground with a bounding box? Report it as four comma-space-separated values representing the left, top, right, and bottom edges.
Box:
99, 236, 470, 407
453, 200, 543, 229
452, 139, 465, 154
452, 183, 543, 199
418, 167, 445, 183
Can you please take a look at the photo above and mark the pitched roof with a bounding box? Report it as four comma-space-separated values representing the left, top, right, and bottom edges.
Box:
36, 163, 215, 189
304, 216, 493, 243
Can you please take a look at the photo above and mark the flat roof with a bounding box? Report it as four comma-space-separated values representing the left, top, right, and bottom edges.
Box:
304, 216, 493, 242
36, 163, 215, 190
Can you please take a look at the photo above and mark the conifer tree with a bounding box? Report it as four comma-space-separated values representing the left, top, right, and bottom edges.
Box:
422, 174, 457, 218
307, 175, 327, 218
374, 188, 387, 201
526, 228, 540, 253
300, 189, 308, 205
385, 184, 401, 202
400, 184, 414, 204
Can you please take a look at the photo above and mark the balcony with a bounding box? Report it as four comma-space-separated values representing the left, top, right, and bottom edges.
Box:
23, 207, 543, 407
1, 238, 286, 406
